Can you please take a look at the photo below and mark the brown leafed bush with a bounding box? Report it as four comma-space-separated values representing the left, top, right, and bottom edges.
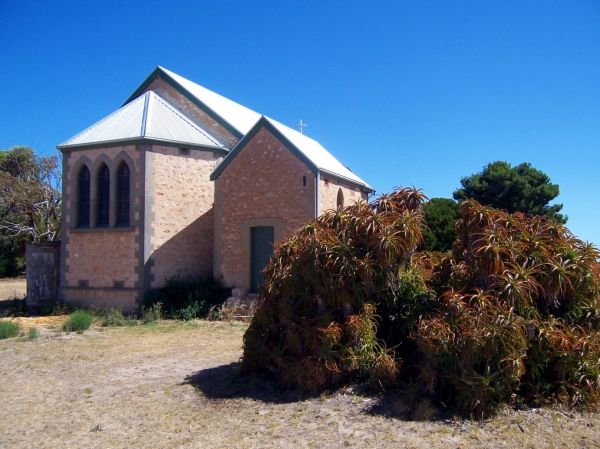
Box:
241, 189, 600, 418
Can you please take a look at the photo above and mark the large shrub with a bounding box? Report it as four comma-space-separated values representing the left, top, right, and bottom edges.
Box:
241, 188, 427, 390
241, 188, 600, 417
143, 273, 231, 320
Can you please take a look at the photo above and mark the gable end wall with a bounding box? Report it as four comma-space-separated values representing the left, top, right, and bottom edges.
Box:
214, 127, 316, 289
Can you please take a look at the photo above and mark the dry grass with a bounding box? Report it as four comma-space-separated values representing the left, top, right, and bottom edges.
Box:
0, 277, 26, 300
0, 318, 599, 448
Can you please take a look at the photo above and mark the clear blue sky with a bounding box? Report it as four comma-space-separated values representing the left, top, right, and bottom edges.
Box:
2, 1, 599, 243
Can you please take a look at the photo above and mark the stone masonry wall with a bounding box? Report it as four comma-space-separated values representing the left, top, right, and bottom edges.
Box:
146, 145, 220, 288
62, 146, 141, 292
59, 145, 143, 310
214, 127, 316, 289
143, 77, 239, 149
66, 229, 140, 288
62, 288, 139, 311
319, 176, 368, 212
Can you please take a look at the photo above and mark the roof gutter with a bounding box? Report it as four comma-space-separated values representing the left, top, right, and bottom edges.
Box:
57, 137, 228, 154
318, 168, 375, 194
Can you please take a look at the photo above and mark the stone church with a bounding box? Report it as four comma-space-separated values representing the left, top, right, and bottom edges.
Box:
57, 66, 373, 311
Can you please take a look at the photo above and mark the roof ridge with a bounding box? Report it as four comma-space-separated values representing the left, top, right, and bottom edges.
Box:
148, 91, 225, 148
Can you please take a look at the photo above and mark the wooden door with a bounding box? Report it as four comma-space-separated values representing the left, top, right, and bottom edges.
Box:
250, 226, 274, 293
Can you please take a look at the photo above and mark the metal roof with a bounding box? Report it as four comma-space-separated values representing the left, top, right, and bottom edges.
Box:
58, 91, 226, 150
158, 67, 262, 136
211, 116, 374, 193
265, 117, 373, 191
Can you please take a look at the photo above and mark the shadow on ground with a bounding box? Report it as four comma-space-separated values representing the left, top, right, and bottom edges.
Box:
183, 362, 312, 404
183, 362, 449, 422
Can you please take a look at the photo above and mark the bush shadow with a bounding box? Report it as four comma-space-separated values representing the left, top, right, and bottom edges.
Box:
183, 362, 317, 404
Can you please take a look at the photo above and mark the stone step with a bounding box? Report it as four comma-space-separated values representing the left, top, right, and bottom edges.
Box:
226, 296, 260, 318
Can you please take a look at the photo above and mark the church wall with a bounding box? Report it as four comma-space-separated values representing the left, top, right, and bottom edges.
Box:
143, 77, 239, 149
213, 127, 315, 290
59, 145, 143, 311
61, 288, 140, 311
145, 145, 221, 289
319, 177, 369, 212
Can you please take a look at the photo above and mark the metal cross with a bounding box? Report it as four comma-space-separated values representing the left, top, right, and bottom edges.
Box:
295, 119, 307, 134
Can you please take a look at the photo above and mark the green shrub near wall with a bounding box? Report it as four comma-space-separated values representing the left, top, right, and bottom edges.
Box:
62, 310, 94, 332
143, 273, 231, 320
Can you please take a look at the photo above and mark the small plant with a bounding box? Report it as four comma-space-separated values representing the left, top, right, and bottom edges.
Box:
142, 302, 162, 324
0, 320, 20, 339
27, 327, 38, 340
62, 310, 94, 332
101, 308, 126, 327
178, 302, 199, 321
207, 304, 234, 321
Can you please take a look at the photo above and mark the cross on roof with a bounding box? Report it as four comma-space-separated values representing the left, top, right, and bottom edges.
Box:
295, 119, 307, 134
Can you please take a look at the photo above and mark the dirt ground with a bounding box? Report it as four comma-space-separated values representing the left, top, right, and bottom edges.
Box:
0, 277, 26, 300
1, 318, 600, 448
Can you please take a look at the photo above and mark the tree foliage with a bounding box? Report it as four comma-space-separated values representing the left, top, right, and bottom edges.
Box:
453, 161, 566, 223
242, 188, 600, 418
422, 197, 459, 252
0, 147, 61, 276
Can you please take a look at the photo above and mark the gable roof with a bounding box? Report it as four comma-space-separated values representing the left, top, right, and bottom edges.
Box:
210, 116, 374, 193
123, 66, 262, 139
58, 91, 227, 151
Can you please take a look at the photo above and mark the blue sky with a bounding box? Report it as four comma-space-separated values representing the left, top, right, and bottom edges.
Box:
1, 1, 599, 243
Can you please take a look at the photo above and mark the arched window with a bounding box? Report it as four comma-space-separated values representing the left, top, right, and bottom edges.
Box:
77, 166, 91, 227
116, 161, 130, 226
337, 188, 344, 210
97, 163, 110, 227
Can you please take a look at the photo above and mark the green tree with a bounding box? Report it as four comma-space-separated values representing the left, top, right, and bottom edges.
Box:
422, 197, 459, 252
0, 147, 61, 276
453, 161, 566, 223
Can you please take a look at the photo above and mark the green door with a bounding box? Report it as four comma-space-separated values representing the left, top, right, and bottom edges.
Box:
250, 227, 274, 293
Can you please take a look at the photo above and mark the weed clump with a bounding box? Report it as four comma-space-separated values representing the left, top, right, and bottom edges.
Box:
27, 327, 38, 339
100, 308, 126, 327
143, 273, 231, 320
142, 302, 163, 324
62, 310, 94, 332
241, 187, 600, 418
0, 320, 20, 339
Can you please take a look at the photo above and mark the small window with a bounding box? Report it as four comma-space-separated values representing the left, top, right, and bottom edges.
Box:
337, 188, 344, 210
77, 166, 91, 227
113, 280, 124, 288
97, 163, 110, 227
78, 280, 89, 287
303, 176, 306, 186
116, 162, 130, 226
179, 148, 190, 155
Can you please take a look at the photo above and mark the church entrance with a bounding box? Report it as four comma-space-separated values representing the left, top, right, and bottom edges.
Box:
250, 226, 275, 293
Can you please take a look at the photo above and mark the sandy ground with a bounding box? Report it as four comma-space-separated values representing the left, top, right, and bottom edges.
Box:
0, 277, 26, 300
1, 320, 600, 448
